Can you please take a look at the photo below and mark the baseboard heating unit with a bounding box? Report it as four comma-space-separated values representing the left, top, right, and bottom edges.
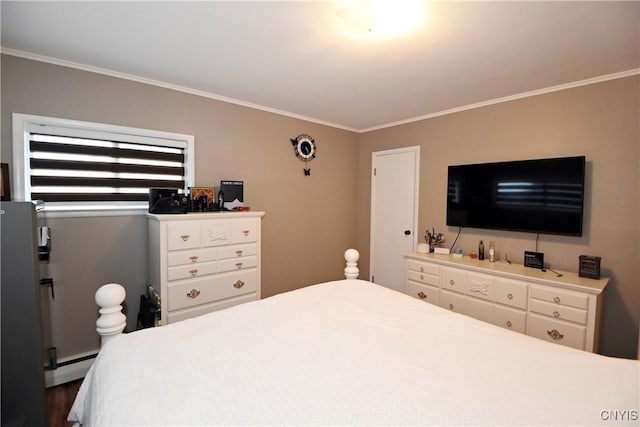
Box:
44, 350, 98, 388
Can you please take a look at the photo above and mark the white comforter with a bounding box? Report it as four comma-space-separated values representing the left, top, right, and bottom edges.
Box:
70, 279, 639, 426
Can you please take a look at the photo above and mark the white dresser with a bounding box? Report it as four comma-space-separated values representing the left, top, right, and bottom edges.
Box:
404, 253, 608, 353
147, 211, 265, 324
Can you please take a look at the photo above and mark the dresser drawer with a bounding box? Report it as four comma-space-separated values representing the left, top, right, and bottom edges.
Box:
167, 222, 202, 251
493, 277, 528, 309
466, 296, 493, 324
527, 313, 586, 350
492, 304, 526, 333
218, 255, 257, 273
529, 298, 588, 325
407, 281, 439, 304
232, 219, 259, 244
167, 270, 258, 311
168, 260, 217, 281
441, 267, 466, 294
167, 294, 257, 324
201, 221, 232, 247
530, 284, 588, 310
407, 269, 439, 287
167, 247, 218, 267
439, 289, 467, 313
406, 260, 439, 276
217, 243, 258, 260
466, 272, 492, 301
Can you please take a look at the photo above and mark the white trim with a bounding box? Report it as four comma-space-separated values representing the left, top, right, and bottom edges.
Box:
359, 69, 640, 133
11, 113, 195, 212
369, 145, 420, 284
3, 48, 637, 134
40, 207, 148, 219
1, 48, 358, 133
15, 113, 193, 148
25, 123, 188, 149
44, 350, 98, 388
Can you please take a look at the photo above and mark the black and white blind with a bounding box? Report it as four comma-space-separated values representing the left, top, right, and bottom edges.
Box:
25, 126, 187, 204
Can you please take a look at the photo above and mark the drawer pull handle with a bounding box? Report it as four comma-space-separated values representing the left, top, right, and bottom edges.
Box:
189, 256, 198, 263
506, 321, 512, 328
417, 291, 427, 300
553, 296, 561, 304
419, 275, 424, 280
235, 250, 243, 256
242, 230, 250, 236
189, 269, 198, 277
420, 267, 424, 273
507, 293, 513, 300
186, 289, 200, 299
553, 310, 560, 318
547, 329, 564, 341
233, 280, 245, 289
180, 234, 190, 241
448, 303, 454, 310
235, 262, 243, 269
449, 279, 455, 286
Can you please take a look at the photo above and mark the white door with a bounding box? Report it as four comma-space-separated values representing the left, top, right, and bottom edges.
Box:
370, 146, 419, 292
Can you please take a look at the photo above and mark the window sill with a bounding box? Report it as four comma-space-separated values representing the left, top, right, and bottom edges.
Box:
35, 205, 148, 219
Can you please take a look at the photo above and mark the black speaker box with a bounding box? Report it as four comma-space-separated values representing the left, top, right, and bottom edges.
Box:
148, 188, 189, 214
579, 255, 601, 279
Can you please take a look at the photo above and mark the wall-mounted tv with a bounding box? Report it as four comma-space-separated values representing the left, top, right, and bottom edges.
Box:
446, 156, 585, 236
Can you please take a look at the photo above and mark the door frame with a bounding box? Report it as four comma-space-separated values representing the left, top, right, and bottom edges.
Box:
369, 145, 420, 283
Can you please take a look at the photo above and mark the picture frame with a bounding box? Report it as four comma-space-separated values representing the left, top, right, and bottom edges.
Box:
1, 163, 10, 201
189, 187, 215, 203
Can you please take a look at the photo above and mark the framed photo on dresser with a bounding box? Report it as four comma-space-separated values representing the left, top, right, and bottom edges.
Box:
190, 187, 215, 203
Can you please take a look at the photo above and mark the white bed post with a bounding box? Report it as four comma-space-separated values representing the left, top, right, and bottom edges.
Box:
95, 283, 127, 347
344, 248, 360, 279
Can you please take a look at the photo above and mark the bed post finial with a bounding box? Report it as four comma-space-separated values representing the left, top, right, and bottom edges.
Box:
95, 283, 126, 347
344, 248, 360, 279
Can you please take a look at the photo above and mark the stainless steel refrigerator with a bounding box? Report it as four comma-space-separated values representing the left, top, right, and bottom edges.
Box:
1, 201, 47, 426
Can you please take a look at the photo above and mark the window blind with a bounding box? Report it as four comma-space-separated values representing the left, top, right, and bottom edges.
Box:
28, 132, 186, 203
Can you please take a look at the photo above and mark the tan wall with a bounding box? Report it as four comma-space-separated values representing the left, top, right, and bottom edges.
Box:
2, 54, 638, 359
357, 76, 640, 358
1, 54, 359, 357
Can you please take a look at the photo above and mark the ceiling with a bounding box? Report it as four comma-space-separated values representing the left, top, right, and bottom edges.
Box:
1, 1, 639, 132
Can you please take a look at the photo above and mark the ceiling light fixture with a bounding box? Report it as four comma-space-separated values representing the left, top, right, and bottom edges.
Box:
336, 0, 425, 38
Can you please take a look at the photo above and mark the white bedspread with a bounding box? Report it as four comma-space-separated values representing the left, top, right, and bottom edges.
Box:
70, 279, 639, 426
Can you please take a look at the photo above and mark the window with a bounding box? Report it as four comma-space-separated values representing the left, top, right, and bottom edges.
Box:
12, 114, 194, 213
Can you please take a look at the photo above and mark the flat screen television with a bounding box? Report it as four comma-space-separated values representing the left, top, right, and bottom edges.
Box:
446, 156, 585, 236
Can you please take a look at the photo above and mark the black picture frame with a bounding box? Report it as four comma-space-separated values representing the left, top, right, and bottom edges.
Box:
1, 163, 11, 201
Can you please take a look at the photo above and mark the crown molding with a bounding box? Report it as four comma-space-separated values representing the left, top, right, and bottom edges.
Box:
0, 48, 358, 133
361, 68, 640, 133
2, 47, 637, 134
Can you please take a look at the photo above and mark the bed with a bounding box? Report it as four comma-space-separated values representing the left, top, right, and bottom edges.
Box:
70, 250, 639, 426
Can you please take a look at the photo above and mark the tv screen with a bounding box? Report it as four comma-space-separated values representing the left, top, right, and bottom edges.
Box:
446, 156, 585, 236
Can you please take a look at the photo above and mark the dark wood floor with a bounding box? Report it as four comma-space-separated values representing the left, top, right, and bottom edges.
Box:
46, 379, 83, 427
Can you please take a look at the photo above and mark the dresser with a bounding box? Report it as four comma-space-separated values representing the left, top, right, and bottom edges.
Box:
404, 253, 608, 352
148, 211, 265, 324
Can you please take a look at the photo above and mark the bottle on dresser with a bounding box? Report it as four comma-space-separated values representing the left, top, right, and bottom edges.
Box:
478, 240, 485, 260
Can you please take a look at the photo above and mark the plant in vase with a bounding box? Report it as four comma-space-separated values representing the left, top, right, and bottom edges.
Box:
425, 227, 445, 252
